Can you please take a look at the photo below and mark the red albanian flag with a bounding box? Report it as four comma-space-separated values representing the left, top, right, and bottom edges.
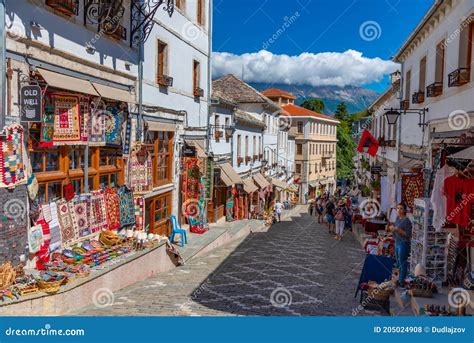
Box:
357, 129, 379, 157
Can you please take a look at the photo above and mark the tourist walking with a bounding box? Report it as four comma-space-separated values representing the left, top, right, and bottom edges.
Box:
387, 203, 413, 287
334, 199, 346, 241
325, 197, 336, 234
316, 197, 323, 223
274, 200, 283, 222
309, 202, 314, 216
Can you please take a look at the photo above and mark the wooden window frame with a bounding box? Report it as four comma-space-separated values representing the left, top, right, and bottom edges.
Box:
193, 59, 201, 93
147, 192, 172, 235
150, 131, 174, 188
197, 0, 205, 26
297, 121, 303, 133
157, 40, 169, 81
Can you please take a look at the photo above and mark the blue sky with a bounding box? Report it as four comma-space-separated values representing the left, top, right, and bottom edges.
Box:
212, 0, 433, 92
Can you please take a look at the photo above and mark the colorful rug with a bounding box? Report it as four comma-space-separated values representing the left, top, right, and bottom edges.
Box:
0, 124, 26, 188
56, 199, 77, 246
123, 117, 132, 156
401, 173, 424, 209
134, 196, 145, 231
105, 106, 124, 147
104, 187, 121, 230
48, 202, 62, 251
40, 94, 55, 147
89, 105, 106, 146
0, 185, 29, 265
73, 196, 90, 238
52, 95, 82, 145
89, 190, 108, 233
80, 98, 90, 142
117, 186, 135, 227
129, 145, 153, 193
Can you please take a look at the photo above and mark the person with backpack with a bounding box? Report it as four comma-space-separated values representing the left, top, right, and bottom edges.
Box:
334, 199, 347, 241
325, 197, 336, 234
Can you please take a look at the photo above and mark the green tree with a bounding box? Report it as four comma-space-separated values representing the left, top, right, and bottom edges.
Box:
334, 102, 349, 121
336, 120, 356, 180
301, 99, 325, 113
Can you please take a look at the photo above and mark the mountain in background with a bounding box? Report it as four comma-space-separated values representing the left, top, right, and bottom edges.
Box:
249, 82, 380, 115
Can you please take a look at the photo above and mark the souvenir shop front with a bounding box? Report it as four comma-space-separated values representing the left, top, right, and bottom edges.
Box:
213, 163, 244, 222
0, 70, 175, 311
253, 173, 271, 210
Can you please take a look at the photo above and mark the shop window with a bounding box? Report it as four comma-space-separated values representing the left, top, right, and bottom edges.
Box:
99, 148, 120, 167
31, 147, 60, 173
37, 181, 62, 203
69, 146, 91, 169
155, 131, 173, 186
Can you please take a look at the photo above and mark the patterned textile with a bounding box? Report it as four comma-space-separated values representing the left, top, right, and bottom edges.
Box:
89, 190, 108, 233
80, 98, 90, 142
0, 124, 26, 188
129, 145, 153, 193
56, 199, 77, 246
117, 186, 135, 227
89, 106, 106, 146
104, 187, 121, 230
28, 224, 44, 254
52, 95, 82, 144
105, 106, 125, 147
48, 202, 62, 251
73, 196, 90, 238
40, 94, 55, 147
0, 185, 28, 265
134, 196, 145, 231
401, 174, 424, 209
123, 117, 132, 156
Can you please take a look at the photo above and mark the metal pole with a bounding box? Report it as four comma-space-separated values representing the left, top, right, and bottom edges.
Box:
205, 0, 213, 154
138, 40, 143, 142
0, 0, 6, 128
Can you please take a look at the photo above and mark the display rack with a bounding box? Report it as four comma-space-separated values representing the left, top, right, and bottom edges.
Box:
410, 198, 448, 284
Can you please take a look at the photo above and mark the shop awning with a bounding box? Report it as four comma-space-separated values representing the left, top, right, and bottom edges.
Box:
253, 173, 270, 189
185, 140, 207, 158
270, 177, 287, 190
448, 146, 474, 160
92, 82, 135, 103
38, 68, 99, 96
146, 120, 176, 132
242, 178, 258, 193
218, 163, 243, 187
309, 180, 319, 188
286, 184, 298, 193
397, 157, 424, 169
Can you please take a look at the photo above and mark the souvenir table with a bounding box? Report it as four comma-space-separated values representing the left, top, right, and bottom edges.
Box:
364, 219, 388, 237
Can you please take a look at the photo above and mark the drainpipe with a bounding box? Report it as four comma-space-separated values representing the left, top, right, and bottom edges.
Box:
138, 40, 144, 142
0, 0, 5, 128
205, 0, 213, 154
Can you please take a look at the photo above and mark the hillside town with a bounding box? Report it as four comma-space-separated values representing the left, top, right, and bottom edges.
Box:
0, 0, 472, 319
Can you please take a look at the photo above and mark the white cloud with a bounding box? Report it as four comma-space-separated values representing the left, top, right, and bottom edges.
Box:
212, 50, 398, 87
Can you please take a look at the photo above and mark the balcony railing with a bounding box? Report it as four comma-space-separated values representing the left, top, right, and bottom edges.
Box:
426, 82, 443, 97
400, 100, 409, 111
104, 24, 127, 41
46, 0, 79, 16
448, 68, 470, 87
412, 91, 425, 104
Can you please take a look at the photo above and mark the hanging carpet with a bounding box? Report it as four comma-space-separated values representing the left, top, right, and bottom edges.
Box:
0, 124, 26, 188
104, 187, 121, 230
401, 174, 424, 209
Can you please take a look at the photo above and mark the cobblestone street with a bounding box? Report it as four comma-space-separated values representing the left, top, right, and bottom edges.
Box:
73, 209, 376, 316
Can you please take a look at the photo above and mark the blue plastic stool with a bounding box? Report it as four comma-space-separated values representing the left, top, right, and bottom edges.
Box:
169, 214, 188, 247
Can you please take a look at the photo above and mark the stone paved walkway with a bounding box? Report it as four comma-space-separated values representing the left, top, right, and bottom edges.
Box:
72, 208, 381, 316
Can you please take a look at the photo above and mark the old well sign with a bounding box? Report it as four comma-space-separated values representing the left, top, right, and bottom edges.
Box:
20, 85, 42, 122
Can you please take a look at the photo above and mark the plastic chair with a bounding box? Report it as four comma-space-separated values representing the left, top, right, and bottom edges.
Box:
169, 214, 187, 247
188, 216, 200, 228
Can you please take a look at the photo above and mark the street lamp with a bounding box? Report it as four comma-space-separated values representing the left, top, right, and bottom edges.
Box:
224, 125, 235, 137
383, 107, 429, 132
